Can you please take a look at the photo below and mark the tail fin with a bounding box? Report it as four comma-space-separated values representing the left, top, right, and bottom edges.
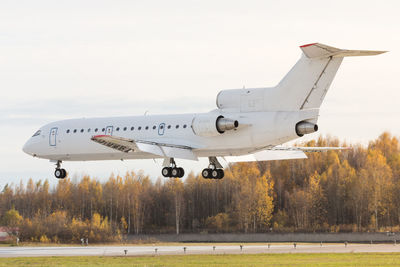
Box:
271, 43, 386, 110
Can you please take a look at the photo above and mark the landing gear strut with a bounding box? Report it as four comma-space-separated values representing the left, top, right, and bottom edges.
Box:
161, 158, 184, 178
202, 157, 224, 179
54, 160, 67, 179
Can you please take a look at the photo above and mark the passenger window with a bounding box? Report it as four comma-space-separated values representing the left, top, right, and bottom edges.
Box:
183, 124, 187, 128
145, 126, 149, 130
131, 127, 134, 131
176, 125, 179, 129
102, 128, 105, 132
66, 129, 70, 133
80, 129, 84, 133
88, 128, 91, 132
138, 127, 142, 130
152, 126, 156, 130
95, 128, 98, 132
167, 125, 171, 129
74, 129, 77, 133
123, 127, 127, 131
116, 127, 120, 131
160, 125, 164, 129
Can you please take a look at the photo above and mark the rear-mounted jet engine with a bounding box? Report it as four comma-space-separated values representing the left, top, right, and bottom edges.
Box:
192, 115, 239, 137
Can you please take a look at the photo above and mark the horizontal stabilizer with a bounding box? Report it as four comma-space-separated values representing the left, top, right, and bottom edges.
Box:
300, 43, 387, 59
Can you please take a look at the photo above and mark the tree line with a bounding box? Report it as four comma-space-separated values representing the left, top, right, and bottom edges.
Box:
1, 132, 399, 243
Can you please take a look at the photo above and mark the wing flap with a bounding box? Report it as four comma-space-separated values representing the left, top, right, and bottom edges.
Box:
162, 146, 198, 160
91, 135, 138, 153
136, 142, 165, 157
91, 135, 198, 160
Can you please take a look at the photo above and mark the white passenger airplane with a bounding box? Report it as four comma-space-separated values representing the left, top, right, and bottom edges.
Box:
23, 43, 385, 179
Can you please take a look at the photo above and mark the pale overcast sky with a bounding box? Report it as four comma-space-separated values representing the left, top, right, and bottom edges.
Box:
0, 0, 399, 186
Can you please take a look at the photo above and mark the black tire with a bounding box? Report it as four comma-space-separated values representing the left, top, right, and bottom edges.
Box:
61, 169, 67, 179
211, 169, 219, 179
162, 167, 171, 177
171, 167, 179, 177
217, 169, 224, 179
178, 167, 185, 178
202, 169, 210, 179
54, 169, 62, 179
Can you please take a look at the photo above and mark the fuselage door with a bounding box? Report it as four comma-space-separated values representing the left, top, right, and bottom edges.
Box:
105, 126, 113, 136
158, 123, 165, 136
49, 127, 58, 146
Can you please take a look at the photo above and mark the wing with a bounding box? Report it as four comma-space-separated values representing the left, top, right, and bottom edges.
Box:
225, 146, 351, 163
225, 150, 307, 163
91, 135, 198, 160
265, 146, 352, 152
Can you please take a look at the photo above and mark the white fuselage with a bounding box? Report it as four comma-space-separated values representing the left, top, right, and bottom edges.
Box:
24, 42, 382, 166
22, 109, 317, 162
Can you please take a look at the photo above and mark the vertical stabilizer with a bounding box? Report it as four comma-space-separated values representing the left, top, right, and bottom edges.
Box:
268, 43, 386, 111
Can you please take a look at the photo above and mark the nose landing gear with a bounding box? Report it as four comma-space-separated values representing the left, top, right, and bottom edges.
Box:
202, 157, 224, 179
54, 160, 67, 179
161, 158, 184, 178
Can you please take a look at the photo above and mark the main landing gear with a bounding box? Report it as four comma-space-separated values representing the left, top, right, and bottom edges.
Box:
162, 158, 185, 178
202, 157, 224, 179
54, 160, 67, 179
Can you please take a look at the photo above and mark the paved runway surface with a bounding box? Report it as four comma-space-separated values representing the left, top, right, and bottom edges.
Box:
1, 243, 400, 257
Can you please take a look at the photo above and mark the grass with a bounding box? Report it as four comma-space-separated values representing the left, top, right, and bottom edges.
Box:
1, 253, 400, 267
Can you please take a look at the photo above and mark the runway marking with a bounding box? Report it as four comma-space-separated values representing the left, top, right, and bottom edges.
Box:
1, 244, 399, 257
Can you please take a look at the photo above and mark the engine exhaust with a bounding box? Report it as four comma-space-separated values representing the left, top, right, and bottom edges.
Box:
296, 121, 318, 137
216, 116, 239, 133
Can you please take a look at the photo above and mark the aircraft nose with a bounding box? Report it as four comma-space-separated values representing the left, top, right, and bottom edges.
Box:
22, 139, 35, 156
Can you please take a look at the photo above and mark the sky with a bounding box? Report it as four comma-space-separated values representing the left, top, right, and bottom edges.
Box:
1, 0, 399, 187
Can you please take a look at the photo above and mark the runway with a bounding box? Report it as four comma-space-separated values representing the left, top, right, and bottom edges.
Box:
1, 243, 400, 257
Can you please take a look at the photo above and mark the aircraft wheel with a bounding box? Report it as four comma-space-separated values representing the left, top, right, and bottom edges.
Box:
178, 167, 185, 178
217, 169, 224, 179
171, 167, 180, 177
55, 169, 63, 179
211, 169, 220, 179
202, 168, 211, 179
60, 169, 67, 179
162, 167, 171, 177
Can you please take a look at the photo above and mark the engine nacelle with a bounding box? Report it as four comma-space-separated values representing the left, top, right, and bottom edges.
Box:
296, 121, 318, 137
216, 90, 241, 110
216, 88, 266, 112
192, 114, 239, 137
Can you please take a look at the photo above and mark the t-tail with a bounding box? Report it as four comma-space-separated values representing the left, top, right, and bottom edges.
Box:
217, 43, 386, 113
274, 43, 386, 111
216, 43, 386, 138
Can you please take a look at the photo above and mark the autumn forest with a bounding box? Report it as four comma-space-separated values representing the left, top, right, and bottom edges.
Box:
1, 132, 400, 243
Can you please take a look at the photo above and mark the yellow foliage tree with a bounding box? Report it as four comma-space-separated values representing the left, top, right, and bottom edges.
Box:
360, 150, 393, 230
2, 208, 23, 228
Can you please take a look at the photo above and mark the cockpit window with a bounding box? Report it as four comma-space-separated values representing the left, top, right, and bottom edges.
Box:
32, 130, 41, 137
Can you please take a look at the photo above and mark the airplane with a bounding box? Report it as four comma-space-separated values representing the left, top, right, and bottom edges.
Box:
22, 43, 386, 179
